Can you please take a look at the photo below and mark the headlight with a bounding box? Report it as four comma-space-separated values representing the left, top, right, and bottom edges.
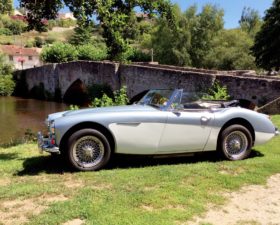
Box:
50, 121, 55, 134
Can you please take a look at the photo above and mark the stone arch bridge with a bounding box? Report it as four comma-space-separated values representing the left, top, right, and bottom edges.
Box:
14, 61, 280, 109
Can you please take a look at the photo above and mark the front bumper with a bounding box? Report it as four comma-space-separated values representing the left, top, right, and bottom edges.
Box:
37, 132, 60, 154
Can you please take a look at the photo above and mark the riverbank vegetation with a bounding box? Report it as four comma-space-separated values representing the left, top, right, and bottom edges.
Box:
68, 86, 129, 110
0, 115, 279, 224
0, 53, 14, 96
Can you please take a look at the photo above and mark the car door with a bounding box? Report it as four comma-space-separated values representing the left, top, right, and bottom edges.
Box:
158, 109, 214, 153
109, 110, 168, 154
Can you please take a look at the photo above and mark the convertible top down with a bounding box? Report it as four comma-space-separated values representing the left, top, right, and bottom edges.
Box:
38, 89, 278, 171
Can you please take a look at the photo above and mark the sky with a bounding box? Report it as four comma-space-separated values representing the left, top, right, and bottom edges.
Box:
172, 0, 273, 28
14, 0, 274, 29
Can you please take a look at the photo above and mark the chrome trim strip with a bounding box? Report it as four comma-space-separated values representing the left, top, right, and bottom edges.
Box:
116, 122, 141, 126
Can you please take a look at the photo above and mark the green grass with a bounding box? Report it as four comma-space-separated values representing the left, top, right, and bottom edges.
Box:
0, 116, 279, 225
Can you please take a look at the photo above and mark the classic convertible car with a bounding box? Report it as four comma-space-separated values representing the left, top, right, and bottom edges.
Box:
38, 89, 278, 171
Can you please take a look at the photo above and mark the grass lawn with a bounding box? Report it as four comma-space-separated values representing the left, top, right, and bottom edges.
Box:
0, 116, 279, 225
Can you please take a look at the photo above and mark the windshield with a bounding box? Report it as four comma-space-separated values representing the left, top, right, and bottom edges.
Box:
137, 89, 223, 110
138, 89, 174, 108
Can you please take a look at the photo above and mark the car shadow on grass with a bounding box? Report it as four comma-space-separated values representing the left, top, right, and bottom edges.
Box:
106, 149, 264, 170
0, 152, 19, 161
16, 155, 72, 176
15, 149, 264, 176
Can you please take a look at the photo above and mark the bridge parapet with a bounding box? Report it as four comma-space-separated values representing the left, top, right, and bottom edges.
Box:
14, 61, 280, 110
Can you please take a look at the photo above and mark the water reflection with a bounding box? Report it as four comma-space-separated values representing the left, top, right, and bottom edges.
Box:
0, 97, 67, 144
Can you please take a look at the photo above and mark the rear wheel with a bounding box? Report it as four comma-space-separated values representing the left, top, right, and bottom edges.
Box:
220, 125, 252, 160
67, 129, 111, 171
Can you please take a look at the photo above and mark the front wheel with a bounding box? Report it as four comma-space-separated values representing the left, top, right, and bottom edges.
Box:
220, 125, 252, 160
67, 129, 111, 171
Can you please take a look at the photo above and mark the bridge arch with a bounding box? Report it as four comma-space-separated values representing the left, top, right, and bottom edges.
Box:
63, 79, 88, 105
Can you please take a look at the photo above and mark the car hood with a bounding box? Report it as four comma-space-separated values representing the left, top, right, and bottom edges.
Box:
48, 104, 157, 121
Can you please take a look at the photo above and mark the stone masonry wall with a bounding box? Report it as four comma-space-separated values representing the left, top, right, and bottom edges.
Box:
121, 64, 280, 106
14, 61, 280, 111
14, 61, 120, 99
257, 97, 280, 114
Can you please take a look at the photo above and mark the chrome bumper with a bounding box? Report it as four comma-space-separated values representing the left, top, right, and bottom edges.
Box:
276, 127, 279, 136
37, 132, 60, 154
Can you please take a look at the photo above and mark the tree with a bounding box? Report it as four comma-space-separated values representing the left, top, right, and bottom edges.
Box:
189, 4, 224, 68
0, 0, 13, 15
239, 7, 261, 37
150, 4, 224, 67
20, 0, 174, 60
204, 29, 256, 70
252, 0, 280, 71
151, 4, 192, 66
69, 22, 94, 46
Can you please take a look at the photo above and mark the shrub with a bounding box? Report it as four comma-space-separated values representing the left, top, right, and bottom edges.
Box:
204, 81, 230, 100
126, 48, 150, 62
24, 39, 34, 48
0, 15, 27, 35
0, 53, 15, 96
77, 44, 107, 61
40, 42, 78, 63
34, 37, 45, 48
0, 54, 13, 75
90, 86, 128, 108
90, 93, 115, 108
45, 37, 56, 44
57, 19, 76, 28
114, 86, 129, 106
87, 84, 113, 101
0, 74, 15, 96
0, 27, 12, 35
69, 105, 80, 110
7, 19, 27, 35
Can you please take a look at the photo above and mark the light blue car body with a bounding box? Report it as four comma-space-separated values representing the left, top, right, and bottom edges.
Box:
39, 89, 278, 156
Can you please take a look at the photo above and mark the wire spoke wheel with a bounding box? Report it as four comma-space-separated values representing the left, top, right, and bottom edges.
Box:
68, 129, 111, 171
220, 125, 252, 161
73, 136, 105, 168
224, 131, 248, 158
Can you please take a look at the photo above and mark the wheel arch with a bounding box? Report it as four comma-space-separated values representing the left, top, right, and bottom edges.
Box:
218, 118, 255, 146
59, 122, 116, 154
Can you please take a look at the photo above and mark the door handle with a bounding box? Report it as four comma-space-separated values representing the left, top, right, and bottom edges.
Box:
201, 116, 210, 122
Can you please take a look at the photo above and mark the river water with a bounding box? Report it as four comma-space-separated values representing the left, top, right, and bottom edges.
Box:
0, 97, 67, 145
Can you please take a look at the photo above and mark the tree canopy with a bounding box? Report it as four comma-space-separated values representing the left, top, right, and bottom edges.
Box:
252, 0, 280, 71
150, 4, 224, 68
20, 0, 174, 60
239, 7, 261, 38
0, 0, 13, 15
204, 29, 256, 70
